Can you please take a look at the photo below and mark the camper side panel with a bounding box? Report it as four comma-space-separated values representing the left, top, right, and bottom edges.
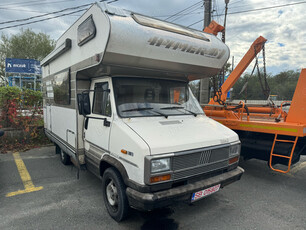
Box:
42, 69, 77, 153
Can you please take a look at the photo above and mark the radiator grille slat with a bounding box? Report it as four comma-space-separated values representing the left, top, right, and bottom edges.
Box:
173, 161, 228, 180
172, 146, 229, 180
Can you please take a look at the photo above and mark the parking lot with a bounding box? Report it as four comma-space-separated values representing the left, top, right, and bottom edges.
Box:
0, 146, 305, 230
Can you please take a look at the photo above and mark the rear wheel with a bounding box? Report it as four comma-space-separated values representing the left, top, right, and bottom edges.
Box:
102, 167, 129, 222
60, 149, 71, 165
55, 144, 61, 154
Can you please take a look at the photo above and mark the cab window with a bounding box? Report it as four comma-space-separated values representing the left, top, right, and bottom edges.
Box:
92, 82, 111, 117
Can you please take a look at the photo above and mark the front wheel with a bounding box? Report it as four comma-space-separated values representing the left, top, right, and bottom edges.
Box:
102, 167, 129, 222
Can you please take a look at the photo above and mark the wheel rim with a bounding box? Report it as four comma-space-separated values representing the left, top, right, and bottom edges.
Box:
60, 150, 65, 161
106, 179, 118, 208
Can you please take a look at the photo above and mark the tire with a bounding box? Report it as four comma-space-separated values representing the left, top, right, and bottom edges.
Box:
102, 167, 129, 222
60, 149, 71, 165
55, 144, 61, 154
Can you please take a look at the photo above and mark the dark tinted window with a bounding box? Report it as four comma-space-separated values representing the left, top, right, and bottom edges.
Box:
53, 70, 70, 105
78, 15, 96, 46
92, 82, 111, 117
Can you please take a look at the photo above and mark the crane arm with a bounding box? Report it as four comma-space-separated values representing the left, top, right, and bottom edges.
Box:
209, 36, 267, 104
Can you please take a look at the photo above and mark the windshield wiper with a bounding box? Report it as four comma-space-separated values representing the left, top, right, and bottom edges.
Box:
160, 106, 184, 110
152, 110, 168, 118
121, 107, 153, 112
122, 107, 168, 118
160, 106, 198, 117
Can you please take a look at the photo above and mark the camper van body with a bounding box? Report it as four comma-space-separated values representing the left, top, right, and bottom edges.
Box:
42, 3, 243, 221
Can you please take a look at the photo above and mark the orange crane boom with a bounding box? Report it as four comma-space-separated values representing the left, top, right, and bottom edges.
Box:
209, 36, 267, 104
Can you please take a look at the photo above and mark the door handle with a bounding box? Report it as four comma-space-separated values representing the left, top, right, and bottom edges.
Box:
104, 118, 111, 127
85, 117, 89, 130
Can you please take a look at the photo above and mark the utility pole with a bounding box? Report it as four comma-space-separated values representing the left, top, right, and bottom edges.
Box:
199, 0, 212, 105
204, 0, 212, 30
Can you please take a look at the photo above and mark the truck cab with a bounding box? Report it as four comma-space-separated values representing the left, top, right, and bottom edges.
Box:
42, 3, 244, 221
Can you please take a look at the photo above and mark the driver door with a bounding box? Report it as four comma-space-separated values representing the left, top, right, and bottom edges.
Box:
84, 78, 112, 162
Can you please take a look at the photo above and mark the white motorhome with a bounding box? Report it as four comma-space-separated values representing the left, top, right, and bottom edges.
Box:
42, 3, 244, 221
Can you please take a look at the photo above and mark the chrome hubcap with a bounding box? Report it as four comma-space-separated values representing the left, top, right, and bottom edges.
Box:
106, 180, 118, 206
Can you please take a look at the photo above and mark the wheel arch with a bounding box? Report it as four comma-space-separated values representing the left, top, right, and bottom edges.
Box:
100, 155, 129, 185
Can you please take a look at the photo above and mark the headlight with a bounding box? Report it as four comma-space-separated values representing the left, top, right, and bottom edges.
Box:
229, 144, 240, 157
151, 158, 171, 173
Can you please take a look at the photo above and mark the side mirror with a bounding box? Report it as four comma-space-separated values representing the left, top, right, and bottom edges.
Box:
77, 93, 91, 116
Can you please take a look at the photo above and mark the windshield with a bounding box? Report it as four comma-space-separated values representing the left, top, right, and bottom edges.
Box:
112, 77, 204, 118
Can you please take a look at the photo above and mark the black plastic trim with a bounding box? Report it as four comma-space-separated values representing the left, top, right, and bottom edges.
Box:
41, 39, 71, 66
126, 166, 244, 211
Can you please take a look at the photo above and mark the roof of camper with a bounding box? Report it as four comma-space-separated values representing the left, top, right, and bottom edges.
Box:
42, 2, 230, 81
55, 2, 213, 42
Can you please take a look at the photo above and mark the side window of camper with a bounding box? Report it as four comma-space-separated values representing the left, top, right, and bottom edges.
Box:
78, 15, 96, 46
53, 70, 70, 105
92, 82, 111, 117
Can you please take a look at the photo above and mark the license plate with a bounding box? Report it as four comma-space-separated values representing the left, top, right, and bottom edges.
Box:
191, 184, 221, 202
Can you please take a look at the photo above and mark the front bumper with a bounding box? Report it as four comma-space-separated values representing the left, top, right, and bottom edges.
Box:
126, 167, 244, 211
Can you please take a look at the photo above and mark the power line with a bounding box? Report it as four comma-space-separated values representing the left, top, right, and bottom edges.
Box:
0, 0, 112, 14
0, 3, 92, 25
229, 0, 245, 7
153, 11, 203, 18
0, 9, 86, 31
212, 0, 221, 24
0, 0, 118, 31
107, 0, 118, 4
165, 1, 203, 21
0, 7, 82, 17
0, 0, 48, 8
187, 1, 306, 27
224, 1, 306, 16
0, 8, 48, 14
170, 5, 203, 23
0, 0, 76, 10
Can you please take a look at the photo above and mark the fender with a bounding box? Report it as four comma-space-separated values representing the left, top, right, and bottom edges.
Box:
100, 155, 129, 185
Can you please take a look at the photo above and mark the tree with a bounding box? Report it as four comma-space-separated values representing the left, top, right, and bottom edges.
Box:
0, 28, 55, 78
269, 70, 299, 100
231, 70, 299, 100
189, 80, 200, 99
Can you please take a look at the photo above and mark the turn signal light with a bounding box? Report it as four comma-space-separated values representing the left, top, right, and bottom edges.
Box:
229, 156, 239, 164
150, 174, 171, 183
121, 149, 127, 154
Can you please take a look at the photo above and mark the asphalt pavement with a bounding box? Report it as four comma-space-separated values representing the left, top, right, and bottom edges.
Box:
0, 146, 305, 230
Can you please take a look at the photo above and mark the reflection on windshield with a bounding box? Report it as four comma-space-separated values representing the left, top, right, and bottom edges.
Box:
112, 77, 204, 118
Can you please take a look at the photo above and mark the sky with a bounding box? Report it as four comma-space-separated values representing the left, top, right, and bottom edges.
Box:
0, 0, 305, 75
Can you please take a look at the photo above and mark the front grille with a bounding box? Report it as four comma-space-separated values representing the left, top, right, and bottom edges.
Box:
173, 161, 228, 180
172, 145, 229, 180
